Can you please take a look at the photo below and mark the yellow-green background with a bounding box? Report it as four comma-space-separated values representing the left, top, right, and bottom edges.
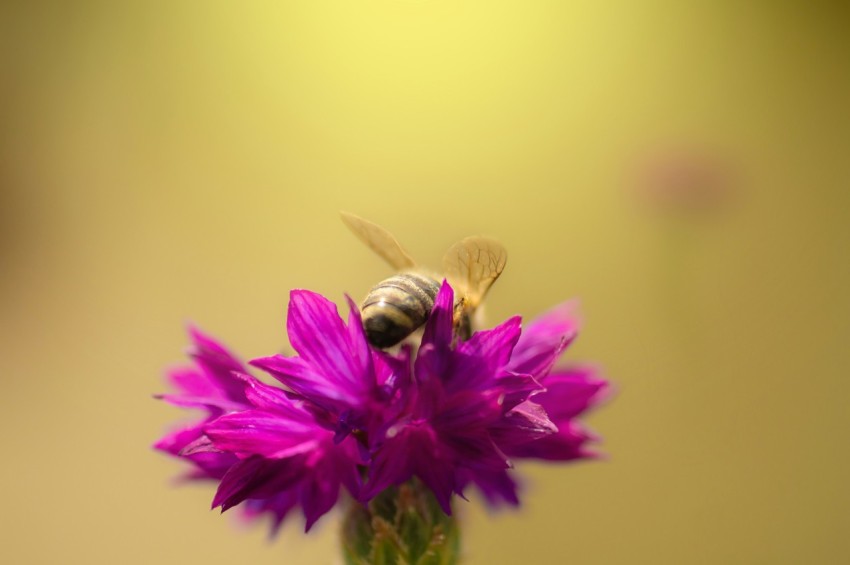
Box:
1, 1, 848, 564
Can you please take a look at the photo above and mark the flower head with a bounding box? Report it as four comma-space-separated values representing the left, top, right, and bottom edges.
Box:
155, 282, 608, 535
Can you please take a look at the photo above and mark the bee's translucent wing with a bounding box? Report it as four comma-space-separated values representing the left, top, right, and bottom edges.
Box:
340, 211, 417, 270
442, 236, 507, 307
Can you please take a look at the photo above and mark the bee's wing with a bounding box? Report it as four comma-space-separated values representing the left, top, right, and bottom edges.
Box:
340, 211, 417, 270
442, 236, 507, 307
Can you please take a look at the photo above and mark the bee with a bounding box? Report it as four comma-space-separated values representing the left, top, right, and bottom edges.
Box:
341, 211, 507, 349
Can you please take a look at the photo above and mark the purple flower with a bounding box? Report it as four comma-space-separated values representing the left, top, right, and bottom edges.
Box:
155, 282, 608, 536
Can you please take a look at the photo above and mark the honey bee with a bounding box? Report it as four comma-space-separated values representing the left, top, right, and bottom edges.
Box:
341, 212, 507, 349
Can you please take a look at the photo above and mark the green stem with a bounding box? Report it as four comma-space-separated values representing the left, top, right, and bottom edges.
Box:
341, 480, 461, 565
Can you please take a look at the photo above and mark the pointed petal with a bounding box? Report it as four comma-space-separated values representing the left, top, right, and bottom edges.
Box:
495, 372, 545, 412
419, 280, 454, 350
205, 410, 321, 459
442, 317, 520, 394
414, 284, 453, 395
363, 426, 416, 501
345, 294, 374, 378
230, 371, 313, 421
372, 345, 411, 395
456, 316, 522, 376
460, 468, 521, 507
537, 365, 610, 420
504, 365, 608, 461
367, 422, 458, 514
507, 301, 581, 378
179, 434, 221, 456
283, 290, 374, 405
413, 341, 448, 390
213, 457, 304, 512
505, 421, 599, 461
182, 450, 237, 480
431, 389, 501, 431
156, 427, 236, 480
153, 424, 205, 457
417, 458, 457, 515
250, 355, 352, 406
166, 367, 218, 398
188, 326, 248, 402
442, 316, 522, 394
490, 400, 558, 449
301, 470, 341, 532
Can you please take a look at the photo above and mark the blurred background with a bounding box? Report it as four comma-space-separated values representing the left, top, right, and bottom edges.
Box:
1, 1, 848, 563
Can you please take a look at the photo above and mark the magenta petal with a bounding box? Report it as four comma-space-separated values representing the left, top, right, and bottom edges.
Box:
364, 428, 416, 500
301, 478, 338, 532
213, 457, 304, 512
505, 421, 598, 461
504, 365, 607, 461
286, 290, 373, 400
417, 457, 458, 515
455, 316, 522, 378
414, 283, 461, 388
154, 424, 204, 457
460, 467, 520, 508
182, 451, 237, 480
180, 434, 220, 456
372, 345, 411, 395
495, 372, 545, 412
419, 280, 454, 350
205, 410, 320, 459
229, 372, 315, 420
158, 428, 236, 481
431, 389, 501, 431
344, 295, 374, 377
154, 327, 256, 484
413, 342, 447, 390
250, 355, 351, 405
188, 326, 248, 402
490, 400, 557, 449
507, 301, 581, 378
366, 423, 456, 514
300, 446, 359, 532
443, 318, 521, 394
166, 367, 218, 398
538, 366, 609, 420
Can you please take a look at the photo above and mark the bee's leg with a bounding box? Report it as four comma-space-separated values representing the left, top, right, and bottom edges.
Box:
454, 310, 473, 343
459, 314, 473, 342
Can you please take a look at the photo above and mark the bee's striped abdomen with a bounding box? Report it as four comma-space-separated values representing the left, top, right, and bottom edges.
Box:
361, 273, 441, 348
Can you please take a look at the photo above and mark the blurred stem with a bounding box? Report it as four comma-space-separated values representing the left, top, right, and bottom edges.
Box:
341, 480, 460, 565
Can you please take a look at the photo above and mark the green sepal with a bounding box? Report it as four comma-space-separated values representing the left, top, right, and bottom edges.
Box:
341, 480, 460, 565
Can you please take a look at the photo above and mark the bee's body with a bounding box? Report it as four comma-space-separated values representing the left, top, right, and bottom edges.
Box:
361, 272, 441, 348
341, 211, 506, 349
